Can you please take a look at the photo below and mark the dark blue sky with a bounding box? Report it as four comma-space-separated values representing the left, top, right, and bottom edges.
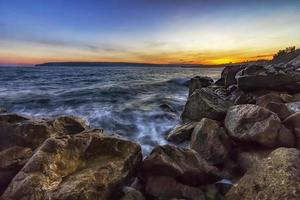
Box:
1, 0, 300, 64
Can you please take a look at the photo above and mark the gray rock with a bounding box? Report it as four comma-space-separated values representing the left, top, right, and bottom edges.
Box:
166, 122, 198, 144
236, 64, 300, 92
142, 144, 220, 186
225, 104, 295, 147
190, 118, 230, 165
182, 88, 233, 122
188, 76, 214, 96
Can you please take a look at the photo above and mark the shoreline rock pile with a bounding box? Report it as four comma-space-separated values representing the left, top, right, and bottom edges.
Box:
1, 62, 300, 199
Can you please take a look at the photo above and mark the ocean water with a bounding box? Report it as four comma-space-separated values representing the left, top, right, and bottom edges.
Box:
0, 66, 222, 153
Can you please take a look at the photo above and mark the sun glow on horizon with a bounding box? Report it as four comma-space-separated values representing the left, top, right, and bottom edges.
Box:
0, 0, 300, 65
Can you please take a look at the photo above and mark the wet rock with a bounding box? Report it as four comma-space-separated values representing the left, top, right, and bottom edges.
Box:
145, 176, 206, 200
0, 146, 33, 195
188, 76, 214, 96
49, 115, 89, 135
236, 64, 300, 92
190, 118, 230, 165
182, 88, 233, 122
1, 131, 142, 200
226, 148, 300, 200
225, 104, 295, 147
0, 113, 30, 124
166, 122, 197, 144
142, 144, 220, 186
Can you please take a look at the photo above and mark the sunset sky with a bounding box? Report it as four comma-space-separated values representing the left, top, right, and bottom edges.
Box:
0, 0, 300, 65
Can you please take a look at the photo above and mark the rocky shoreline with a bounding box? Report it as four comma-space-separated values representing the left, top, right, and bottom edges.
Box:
1, 56, 300, 199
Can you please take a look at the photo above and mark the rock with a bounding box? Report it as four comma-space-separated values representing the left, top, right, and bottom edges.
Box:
0, 113, 30, 124
226, 148, 300, 200
145, 176, 206, 200
0, 146, 33, 195
283, 112, 300, 130
49, 115, 89, 135
188, 76, 214, 96
220, 65, 245, 87
283, 112, 300, 148
166, 122, 197, 144
190, 118, 230, 165
142, 144, 220, 186
215, 77, 225, 86
289, 54, 300, 67
256, 93, 284, 107
0, 114, 89, 151
121, 187, 145, 200
182, 88, 233, 122
225, 104, 295, 147
1, 131, 142, 200
236, 64, 300, 92
236, 149, 271, 172
265, 102, 293, 120
227, 87, 256, 105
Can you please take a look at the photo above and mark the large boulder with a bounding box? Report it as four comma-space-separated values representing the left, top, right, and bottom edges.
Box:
0, 114, 89, 195
236, 64, 300, 92
142, 145, 220, 186
221, 65, 245, 87
182, 88, 233, 122
225, 104, 295, 147
0, 146, 33, 194
0, 114, 89, 151
226, 148, 300, 200
190, 118, 230, 165
145, 176, 206, 200
1, 130, 142, 200
188, 76, 214, 96
166, 122, 197, 144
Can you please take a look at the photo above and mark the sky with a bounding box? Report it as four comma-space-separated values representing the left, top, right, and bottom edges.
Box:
0, 0, 300, 65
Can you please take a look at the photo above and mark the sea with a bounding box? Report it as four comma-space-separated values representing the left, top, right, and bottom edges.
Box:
0, 66, 222, 153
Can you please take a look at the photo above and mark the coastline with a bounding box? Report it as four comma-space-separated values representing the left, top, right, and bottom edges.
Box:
1, 55, 300, 199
